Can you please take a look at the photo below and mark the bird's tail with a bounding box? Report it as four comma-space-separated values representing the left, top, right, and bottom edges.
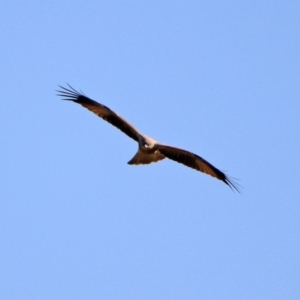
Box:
127, 149, 165, 165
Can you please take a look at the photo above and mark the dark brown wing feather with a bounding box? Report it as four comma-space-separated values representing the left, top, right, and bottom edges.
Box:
156, 144, 240, 192
57, 84, 140, 142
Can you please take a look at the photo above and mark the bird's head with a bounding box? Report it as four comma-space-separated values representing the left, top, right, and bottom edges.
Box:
140, 136, 156, 150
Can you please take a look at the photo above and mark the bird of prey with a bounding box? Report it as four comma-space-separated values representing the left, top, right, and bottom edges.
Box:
57, 84, 240, 192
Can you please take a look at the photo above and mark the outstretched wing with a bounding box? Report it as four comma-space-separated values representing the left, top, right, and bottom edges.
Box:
57, 84, 140, 142
155, 144, 240, 192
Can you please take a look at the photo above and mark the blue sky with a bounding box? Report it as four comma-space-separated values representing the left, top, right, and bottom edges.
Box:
1, 1, 299, 299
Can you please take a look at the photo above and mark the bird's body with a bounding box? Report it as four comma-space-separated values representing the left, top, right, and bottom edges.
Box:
57, 84, 240, 192
128, 135, 165, 165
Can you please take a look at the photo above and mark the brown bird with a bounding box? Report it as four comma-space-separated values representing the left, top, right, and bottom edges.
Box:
57, 84, 240, 192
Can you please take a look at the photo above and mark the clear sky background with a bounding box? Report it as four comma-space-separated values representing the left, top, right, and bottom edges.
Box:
1, 1, 299, 299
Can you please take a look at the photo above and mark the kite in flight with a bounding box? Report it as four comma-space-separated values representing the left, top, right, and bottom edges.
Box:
57, 84, 240, 192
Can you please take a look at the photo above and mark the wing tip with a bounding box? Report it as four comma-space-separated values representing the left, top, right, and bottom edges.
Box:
224, 176, 242, 193
56, 83, 84, 102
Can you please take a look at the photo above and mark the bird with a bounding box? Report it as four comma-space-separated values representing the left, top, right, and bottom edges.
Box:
57, 84, 240, 192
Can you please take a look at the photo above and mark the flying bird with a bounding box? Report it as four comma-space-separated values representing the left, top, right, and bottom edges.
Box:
57, 84, 240, 192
